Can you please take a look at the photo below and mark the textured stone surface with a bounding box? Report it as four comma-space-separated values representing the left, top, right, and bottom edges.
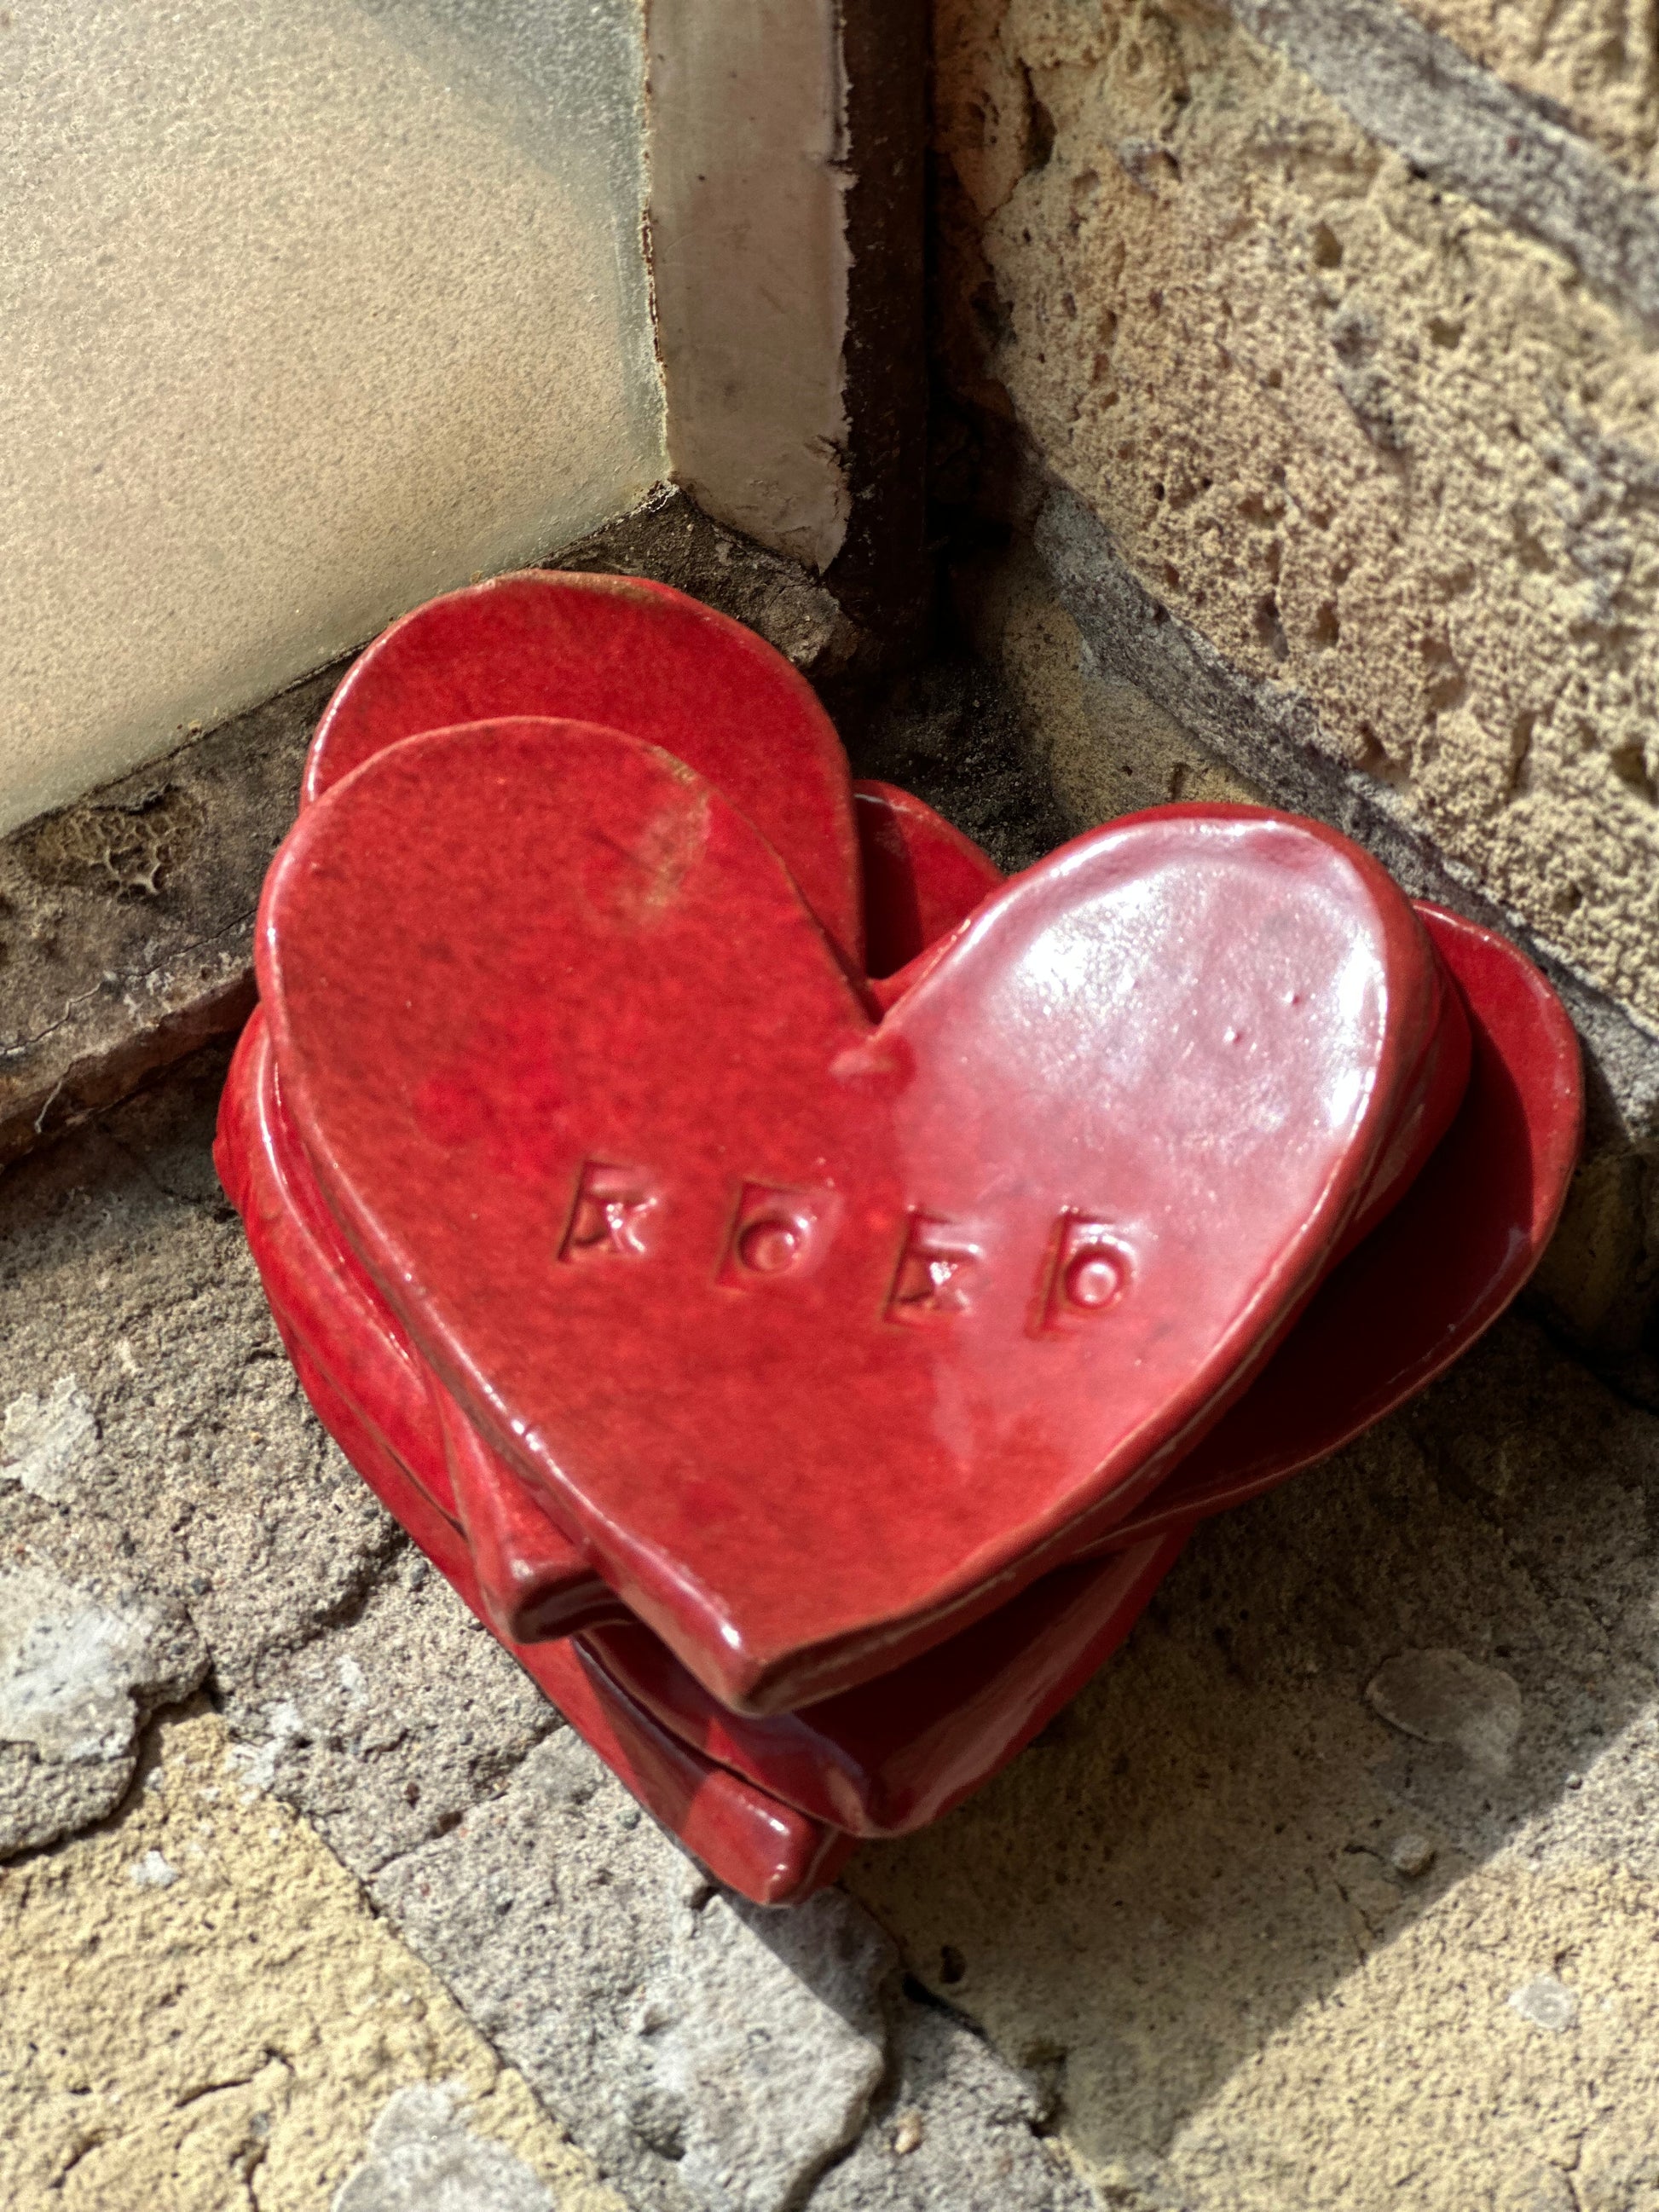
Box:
955, 539, 1263, 829
934, 0, 1659, 1030
0, 1050, 402, 1694
1400, 0, 1659, 182
1226, 0, 1659, 321
1366, 1646, 1524, 1770
335, 2081, 564, 2212
0, 1496, 206, 1857
220, 1561, 561, 1880
0, 667, 327, 1170
0, 1707, 621, 2211
810, 1997, 1100, 2210
374, 1730, 891, 2212
847, 1316, 1659, 2207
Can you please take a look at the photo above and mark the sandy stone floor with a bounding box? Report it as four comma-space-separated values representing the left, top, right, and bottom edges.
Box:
5, 1048, 1659, 2210
1, 1705, 621, 2210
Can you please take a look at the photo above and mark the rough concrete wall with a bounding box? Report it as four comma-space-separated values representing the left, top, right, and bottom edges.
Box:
1402, 0, 1659, 181
932, 0, 1659, 1361
935, 0, 1659, 1024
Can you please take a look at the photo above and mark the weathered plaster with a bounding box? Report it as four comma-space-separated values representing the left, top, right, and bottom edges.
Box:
1224, 0, 1659, 323
1, 0, 665, 840
935, 0, 1659, 1025
1402, 0, 1659, 182
0, 1707, 623, 2212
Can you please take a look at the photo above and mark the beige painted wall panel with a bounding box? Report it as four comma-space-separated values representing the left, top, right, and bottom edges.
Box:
1, 0, 666, 835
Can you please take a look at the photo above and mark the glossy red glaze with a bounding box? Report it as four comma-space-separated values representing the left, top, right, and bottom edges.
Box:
276, 1327, 851, 1904
258, 722, 1437, 1713
222, 1025, 1185, 1841
217, 1013, 627, 1637
304, 569, 864, 976
430, 1364, 629, 1643
217, 1014, 454, 1515
1328, 933, 1471, 1265
870, 800, 1472, 1249
581, 1533, 1184, 1835
1100, 903, 1584, 1544
853, 780, 1004, 978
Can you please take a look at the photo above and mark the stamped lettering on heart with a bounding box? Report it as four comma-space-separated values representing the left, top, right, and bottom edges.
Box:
258, 719, 1438, 1712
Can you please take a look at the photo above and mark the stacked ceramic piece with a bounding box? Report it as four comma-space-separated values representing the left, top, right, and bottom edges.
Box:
217, 573, 1584, 1905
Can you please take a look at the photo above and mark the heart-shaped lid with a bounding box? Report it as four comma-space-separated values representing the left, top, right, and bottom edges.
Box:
306, 569, 864, 976
259, 719, 1439, 1712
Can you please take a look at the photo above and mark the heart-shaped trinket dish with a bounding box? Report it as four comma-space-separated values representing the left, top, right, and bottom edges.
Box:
257, 718, 1443, 1713
221, 1006, 1185, 1846
218, 863, 1574, 1849
304, 569, 866, 977
217, 571, 1582, 1902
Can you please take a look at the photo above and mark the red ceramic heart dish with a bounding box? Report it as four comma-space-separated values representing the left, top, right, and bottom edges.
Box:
853, 780, 1005, 978
219, 793, 1572, 1851
275, 1312, 853, 1903
544, 897, 1576, 1824
257, 719, 1440, 1714
219, 1008, 1187, 1848
218, 881, 1569, 1848
304, 569, 865, 979
1101, 900, 1582, 1542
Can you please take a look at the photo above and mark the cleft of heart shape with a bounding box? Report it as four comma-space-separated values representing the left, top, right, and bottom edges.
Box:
259, 717, 1441, 1714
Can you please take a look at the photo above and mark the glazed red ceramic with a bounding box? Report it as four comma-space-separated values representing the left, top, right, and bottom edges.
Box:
580, 1533, 1184, 1835
429, 1362, 629, 1643
257, 719, 1439, 1713
217, 800, 1572, 1869
870, 801, 1472, 1247
217, 1016, 452, 1511
220, 1020, 1185, 1847
1100, 902, 1583, 1542
304, 569, 865, 977
853, 780, 1004, 978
